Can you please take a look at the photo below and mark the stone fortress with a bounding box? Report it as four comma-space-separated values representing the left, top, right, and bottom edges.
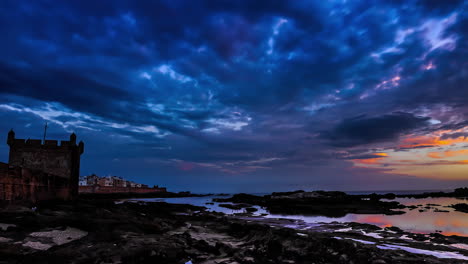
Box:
0, 130, 84, 203
0, 129, 166, 204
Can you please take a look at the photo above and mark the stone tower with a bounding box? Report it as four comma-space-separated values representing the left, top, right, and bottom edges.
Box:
7, 130, 84, 198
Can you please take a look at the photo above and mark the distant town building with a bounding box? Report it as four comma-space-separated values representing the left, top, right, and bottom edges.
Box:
79, 176, 87, 186
85, 174, 99, 186
78, 174, 166, 194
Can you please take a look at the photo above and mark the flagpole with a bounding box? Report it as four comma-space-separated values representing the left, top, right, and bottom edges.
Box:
43, 122, 48, 143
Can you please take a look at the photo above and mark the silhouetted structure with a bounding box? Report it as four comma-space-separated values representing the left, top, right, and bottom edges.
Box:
0, 130, 84, 203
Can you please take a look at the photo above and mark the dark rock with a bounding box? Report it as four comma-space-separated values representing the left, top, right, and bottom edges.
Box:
372, 260, 387, 264
385, 226, 403, 233
0, 198, 463, 264
245, 207, 258, 213
218, 203, 251, 210
454, 187, 468, 196
215, 192, 406, 217
451, 203, 468, 213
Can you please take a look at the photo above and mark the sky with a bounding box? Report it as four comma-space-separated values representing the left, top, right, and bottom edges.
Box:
0, 0, 468, 193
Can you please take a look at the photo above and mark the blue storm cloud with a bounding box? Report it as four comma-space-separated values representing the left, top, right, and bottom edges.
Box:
0, 0, 467, 192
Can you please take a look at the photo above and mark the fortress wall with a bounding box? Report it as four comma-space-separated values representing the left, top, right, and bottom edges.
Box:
0, 163, 72, 203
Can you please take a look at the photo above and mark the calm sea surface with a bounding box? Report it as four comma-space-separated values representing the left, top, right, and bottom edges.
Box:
132, 193, 468, 237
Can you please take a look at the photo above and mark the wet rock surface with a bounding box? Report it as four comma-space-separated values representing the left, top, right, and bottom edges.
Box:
451, 203, 468, 213
363, 187, 468, 200
0, 199, 467, 263
214, 191, 406, 217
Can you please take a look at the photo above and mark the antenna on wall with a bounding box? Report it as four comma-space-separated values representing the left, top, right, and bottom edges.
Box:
43, 122, 48, 143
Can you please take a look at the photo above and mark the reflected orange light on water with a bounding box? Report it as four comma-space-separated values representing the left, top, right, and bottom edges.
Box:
350, 198, 468, 237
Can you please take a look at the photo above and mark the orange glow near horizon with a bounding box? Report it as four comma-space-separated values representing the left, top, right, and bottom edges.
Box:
352, 152, 388, 165
428, 149, 468, 158
427, 152, 442, 158
399, 135, 468, 149
351, 131, 468, 180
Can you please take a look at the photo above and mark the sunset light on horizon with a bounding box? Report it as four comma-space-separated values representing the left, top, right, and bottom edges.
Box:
0, 0, 468, 193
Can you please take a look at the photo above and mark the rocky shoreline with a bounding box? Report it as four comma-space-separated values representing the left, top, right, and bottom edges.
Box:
1, 198, 468, 263
213, 191, 406, 217
358, 187, 468, 200
451, 203, 468, 213
78, 191, 211, 200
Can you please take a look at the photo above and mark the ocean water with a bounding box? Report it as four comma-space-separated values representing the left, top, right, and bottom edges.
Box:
345, 189, 454, 195
130, 194, 468, 237
129, 194, 468, 261
262, 197, 468, 236
202, 189, 454, 196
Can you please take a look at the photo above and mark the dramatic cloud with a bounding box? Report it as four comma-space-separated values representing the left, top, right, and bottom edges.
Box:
0, 0, 467, 192
322, 113, 431, 147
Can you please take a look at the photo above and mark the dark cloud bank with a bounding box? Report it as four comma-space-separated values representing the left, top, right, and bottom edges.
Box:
0, 0, 467, 192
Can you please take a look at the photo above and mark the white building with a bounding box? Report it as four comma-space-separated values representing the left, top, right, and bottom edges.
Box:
79, 176, 87, 186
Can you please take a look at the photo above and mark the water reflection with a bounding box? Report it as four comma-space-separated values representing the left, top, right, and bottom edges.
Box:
134, 196, 269, 215
265, 197, 468, 236
134, 196, 468, 237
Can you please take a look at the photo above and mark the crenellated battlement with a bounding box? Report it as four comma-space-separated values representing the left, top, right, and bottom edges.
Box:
9, 139, 77, 148
7, 130, 84, 153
